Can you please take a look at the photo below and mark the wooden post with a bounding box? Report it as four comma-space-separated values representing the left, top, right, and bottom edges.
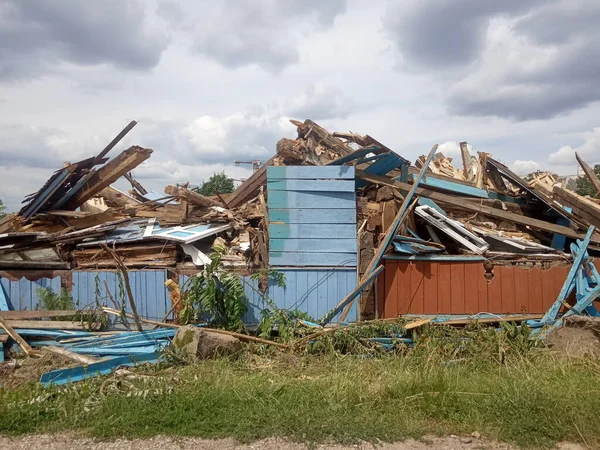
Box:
0, 316, 35, 356
100, 244, 143, 332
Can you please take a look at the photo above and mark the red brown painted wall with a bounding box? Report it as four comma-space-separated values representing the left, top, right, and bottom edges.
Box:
377, 260, 572, 317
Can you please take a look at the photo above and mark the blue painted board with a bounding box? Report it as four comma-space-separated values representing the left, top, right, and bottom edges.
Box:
269, 223, 356, 239
267, 166, 354, 180
270, 238, 357, 253
327, 147, 378, 165
268, 191, 355, 209
0, 283, 9, 311
0, 343, 3, 362
270, 251, 356, 267
269, 208, 355, 224
267, 179, 355, 192
404, 173, 489, 198
40, 352, 160, 386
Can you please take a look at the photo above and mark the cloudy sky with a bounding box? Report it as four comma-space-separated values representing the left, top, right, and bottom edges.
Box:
1, 0, 599, 211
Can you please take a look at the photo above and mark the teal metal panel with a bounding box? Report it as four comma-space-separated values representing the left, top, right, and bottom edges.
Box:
267, 191, 355, 209
269, 208, 355, 224
270, 252, 356, 267
267, 179, 355, 192
269, 223, 356, 239
270, 238, 357, 253
267, 166, 354, 179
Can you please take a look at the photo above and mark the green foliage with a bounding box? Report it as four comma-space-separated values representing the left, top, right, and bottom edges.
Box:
2, 353, 600, 448
36, 287, 76, 311
0, 198, 6, 219
35, 287, 107, 329
194, 172, 235, 196
576, 164, 600, 196
182, 246, 247, 331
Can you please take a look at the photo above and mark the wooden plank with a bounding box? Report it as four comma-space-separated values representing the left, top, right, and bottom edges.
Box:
336, 145, 438, 323
67, 146, 153, 209
3, 320, 101, 330
356, 170, 600, 245
575, 151, 600, 196
270, 238, 357, 253
42, 346, 99, 365
267, 179, 355, 192
0, 316, 35, 355
270, 251, 356, 267
164, 185, 221, 207
0, 310, 88, 319
553, 186, 600, 228
269, 223, 356, 239
267, 191, 355, 209
269, 208, 356, 224
267, 165, 354, 180
228, 156, 275, 208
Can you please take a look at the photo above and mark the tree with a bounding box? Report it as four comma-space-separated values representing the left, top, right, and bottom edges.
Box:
575, 164, 600, 197
0, 198, 6, 219
194, 172, 235, 196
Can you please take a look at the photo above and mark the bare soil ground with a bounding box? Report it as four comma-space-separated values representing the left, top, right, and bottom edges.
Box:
0, 433, 544, 450
546, 316, 600, 358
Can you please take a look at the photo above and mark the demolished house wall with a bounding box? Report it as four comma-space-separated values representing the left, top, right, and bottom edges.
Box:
377, 258, 574, 317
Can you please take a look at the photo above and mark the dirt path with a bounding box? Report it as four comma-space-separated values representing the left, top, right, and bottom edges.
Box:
0, 433, 587, 449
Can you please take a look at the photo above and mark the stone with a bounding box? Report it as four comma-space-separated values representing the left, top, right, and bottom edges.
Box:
471, 431, 481, 439
173, 326, 242, 360
459, 437, 473, 444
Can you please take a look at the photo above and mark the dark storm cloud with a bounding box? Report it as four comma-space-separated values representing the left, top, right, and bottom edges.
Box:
0, 0, 170, 81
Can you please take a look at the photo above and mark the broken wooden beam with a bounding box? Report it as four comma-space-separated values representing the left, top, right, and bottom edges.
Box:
97, 186, 141, 208
575, 151, 600, 196
0, 315, 35, 356
67, 146, 153, 209
164, 185, 221, 208
553, 186, 600, 229
356, 170, 600, 245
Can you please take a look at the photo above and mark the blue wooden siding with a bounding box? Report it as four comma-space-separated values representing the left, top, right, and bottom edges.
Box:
267, 166, 357, 268
181, 268, 357, 323
0, 276, 62, 310
1, 267, 357, 324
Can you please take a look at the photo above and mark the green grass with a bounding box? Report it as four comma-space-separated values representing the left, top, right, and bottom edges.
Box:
1, 350, 600, 448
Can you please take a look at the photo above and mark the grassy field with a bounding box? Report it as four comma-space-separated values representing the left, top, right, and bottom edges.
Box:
1, 341, 600, 448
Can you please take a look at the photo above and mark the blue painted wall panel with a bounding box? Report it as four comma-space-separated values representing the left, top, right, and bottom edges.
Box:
2, 267, 357, 324
269, 208, 355, 224
268, 191, 355, 209
0, 276, 62, 310
270, 238, 357, 253
267, 166, 354, 179
269, 223, 356, 239
267, 165, 357, 268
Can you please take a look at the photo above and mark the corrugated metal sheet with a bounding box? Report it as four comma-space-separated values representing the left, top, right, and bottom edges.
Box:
377, 260, 572, 317
267, 166, 357, 267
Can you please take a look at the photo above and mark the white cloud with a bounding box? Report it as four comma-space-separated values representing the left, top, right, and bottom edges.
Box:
510, 160, 540, 174
549, 127, 600, 166
436, 141, 473, 158
286, 84, 353, 120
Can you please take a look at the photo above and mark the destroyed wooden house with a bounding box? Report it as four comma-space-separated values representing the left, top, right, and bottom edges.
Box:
2, 118, 600, 338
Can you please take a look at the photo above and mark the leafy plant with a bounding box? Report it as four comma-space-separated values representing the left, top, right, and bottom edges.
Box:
183, 246, 248, 331
0, 197, 6, 219
36, 287, 76, 312
194, 172, 235, 196
35, 287, 107, 329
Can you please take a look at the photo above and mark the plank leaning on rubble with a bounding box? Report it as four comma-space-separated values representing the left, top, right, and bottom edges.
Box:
328, 144, 439, 325
0, 315, 36, 356
575, 151, 600, 196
